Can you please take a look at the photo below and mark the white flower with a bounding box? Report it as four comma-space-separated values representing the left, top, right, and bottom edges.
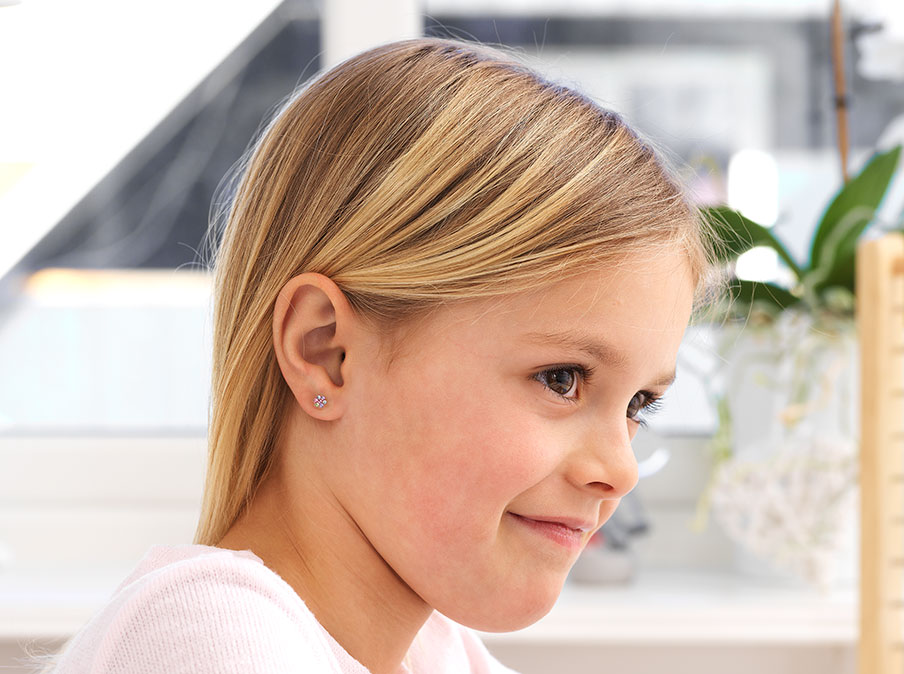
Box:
711, 435, 858, 592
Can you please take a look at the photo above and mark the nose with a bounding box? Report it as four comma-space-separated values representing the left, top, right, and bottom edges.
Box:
566, 422, 640, 499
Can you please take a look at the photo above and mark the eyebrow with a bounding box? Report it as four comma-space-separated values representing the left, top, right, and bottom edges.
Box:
521, 330, 677, 388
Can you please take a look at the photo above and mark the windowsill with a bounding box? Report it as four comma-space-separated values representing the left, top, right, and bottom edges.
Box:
480, 568, 857, 646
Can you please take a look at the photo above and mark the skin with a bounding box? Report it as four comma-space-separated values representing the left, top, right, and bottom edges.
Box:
217, 249, 695, 674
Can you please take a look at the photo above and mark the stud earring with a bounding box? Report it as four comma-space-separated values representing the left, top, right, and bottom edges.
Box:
313, 394, 327, 409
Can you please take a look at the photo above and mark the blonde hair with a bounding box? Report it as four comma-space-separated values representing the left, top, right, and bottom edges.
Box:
194, 37, 720, 546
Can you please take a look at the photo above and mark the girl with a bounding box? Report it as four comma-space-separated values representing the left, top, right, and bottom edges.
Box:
45, 37, 718, 673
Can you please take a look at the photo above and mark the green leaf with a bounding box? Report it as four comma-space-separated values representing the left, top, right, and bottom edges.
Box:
807, 214, 864, 295
703, 206, 802, 279
727, 279, 801, 313
808, 145, 901, 276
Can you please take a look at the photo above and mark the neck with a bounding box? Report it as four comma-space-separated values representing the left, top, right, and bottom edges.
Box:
217, 455, 432, 674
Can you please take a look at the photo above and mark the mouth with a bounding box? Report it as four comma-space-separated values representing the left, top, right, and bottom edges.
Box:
507, 512, 592, 552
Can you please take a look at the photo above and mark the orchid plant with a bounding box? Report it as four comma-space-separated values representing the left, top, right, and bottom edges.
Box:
703, 144, 901, 323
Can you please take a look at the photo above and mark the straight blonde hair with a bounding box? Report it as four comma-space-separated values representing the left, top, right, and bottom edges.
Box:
194, 37, 720, 546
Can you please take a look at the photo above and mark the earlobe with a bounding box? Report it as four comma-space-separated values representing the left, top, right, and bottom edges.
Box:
272, 273, 352, 419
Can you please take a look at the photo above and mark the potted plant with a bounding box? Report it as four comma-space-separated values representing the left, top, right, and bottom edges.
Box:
706, 144, 901, 321
694, 143, 901, 591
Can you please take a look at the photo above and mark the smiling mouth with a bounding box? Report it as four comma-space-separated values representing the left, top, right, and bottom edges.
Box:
507, 513, 589, 551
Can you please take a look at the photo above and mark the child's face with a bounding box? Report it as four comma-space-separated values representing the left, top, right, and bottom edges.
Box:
339, 250, 695, 631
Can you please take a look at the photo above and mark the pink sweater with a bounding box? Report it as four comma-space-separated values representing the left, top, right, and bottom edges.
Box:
52, 544, 519, 674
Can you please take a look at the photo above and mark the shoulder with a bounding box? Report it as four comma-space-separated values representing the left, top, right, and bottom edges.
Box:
54, 545, 338, 674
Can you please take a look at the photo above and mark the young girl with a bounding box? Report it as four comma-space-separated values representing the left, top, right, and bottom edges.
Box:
45, 37, 718, 673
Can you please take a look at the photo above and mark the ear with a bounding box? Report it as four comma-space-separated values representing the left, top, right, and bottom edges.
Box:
272, 272, 355, 420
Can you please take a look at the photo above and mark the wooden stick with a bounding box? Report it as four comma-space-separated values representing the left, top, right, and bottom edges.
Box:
831, 0, 851, 183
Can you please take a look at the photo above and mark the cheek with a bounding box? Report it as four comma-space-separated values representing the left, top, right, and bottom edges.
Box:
390, 371, 548, 534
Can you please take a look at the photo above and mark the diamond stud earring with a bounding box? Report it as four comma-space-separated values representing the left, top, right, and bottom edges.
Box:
313, 394, 327, 409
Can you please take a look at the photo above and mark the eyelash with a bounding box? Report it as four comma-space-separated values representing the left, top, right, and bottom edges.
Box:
533, 365, 664, 427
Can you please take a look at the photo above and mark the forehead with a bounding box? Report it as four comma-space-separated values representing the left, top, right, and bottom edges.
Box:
371, 250, 696, 381
399, 250, 695, 366
478, 251, 693, 332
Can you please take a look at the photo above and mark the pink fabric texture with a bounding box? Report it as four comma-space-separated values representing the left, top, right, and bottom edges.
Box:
51, 544, 520, 674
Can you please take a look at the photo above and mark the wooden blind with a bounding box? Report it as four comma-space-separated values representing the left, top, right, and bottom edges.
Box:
857, 232, 904, 674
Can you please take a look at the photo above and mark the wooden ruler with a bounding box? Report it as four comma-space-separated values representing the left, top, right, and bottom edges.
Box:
857, 232, 904, 674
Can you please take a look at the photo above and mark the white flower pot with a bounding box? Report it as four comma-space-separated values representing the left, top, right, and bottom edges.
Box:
711, 311, 860, 591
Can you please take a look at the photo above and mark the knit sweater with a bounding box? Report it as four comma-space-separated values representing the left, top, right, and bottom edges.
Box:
51, 544, 520, 674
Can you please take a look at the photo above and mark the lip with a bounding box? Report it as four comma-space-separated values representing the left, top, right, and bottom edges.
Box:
512, 513, 596, 531
508, 513, 593, 551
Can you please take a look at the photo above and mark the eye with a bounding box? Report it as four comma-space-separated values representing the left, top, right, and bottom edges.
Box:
627, 391, 664, 428
533, 366, 590, 400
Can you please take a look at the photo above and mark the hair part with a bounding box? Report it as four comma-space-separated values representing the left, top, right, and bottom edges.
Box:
194, 37, 723, 546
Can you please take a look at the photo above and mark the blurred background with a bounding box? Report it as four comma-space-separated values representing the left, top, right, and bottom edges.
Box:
1, 0, 902, 672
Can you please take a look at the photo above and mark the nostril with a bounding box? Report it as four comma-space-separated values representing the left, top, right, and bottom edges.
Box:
587, 481, 615, 494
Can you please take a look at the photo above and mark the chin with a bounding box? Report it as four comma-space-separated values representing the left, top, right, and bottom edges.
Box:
441, 581, 563, 633
476, 608, 553, 633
